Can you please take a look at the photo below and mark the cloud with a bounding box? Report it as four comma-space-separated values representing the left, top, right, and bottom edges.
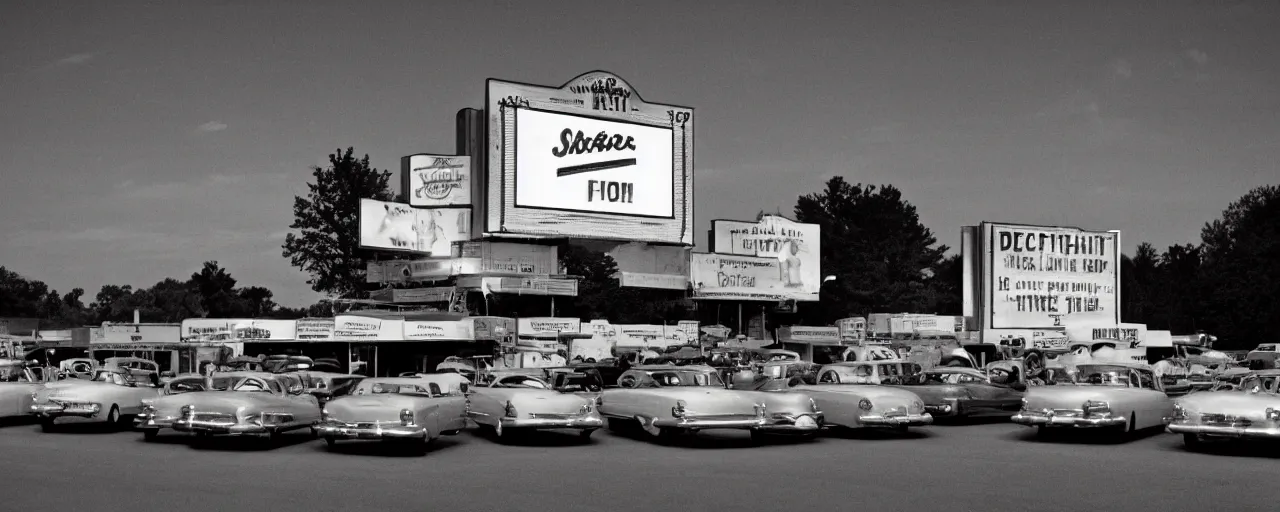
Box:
1109, 58, 1133, 79
1186, 49, 1209, 66
196, 121, 228, 133
56, 53, 94, 66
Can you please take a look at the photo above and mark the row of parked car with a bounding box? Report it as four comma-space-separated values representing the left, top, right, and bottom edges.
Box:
2, 349, 1276, 454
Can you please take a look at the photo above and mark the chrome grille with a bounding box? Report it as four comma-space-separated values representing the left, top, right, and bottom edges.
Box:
1050, 409, 1082, 417
1200, 414, 1250, 427
191, 412, 234, 423
529, 413, 577, 420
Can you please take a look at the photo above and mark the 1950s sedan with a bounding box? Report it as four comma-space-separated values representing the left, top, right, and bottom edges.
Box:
884, 362, 1027, 420
137, 371, 320, 442
601, 364, 823, 443
1, 361, 44, 420
315, 375, 468, 454
1012, 362, 1175, 438
30, 368, 162, 431
468, 371, 604, 443
1168, 369, 1280, 450
748, 362, 931, 432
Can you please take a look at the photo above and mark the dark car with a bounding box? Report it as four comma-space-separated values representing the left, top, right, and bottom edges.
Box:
883, 363, 1027, 420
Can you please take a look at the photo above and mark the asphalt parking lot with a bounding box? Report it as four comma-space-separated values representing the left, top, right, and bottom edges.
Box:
1, 418, 1274, 512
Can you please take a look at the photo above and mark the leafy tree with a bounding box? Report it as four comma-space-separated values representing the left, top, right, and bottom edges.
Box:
282, 147, 394, 299
191, 260, 242, 317
1120, 242, 1161, 324
1198, 185, 1280, 346
0, 266, 50, 317
925, 254, 964, 316
91, 284, 133, 323
793, 177, 948, 323
109, 278, 205, 323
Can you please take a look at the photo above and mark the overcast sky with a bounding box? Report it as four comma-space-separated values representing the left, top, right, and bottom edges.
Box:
2, 0, 1277, 307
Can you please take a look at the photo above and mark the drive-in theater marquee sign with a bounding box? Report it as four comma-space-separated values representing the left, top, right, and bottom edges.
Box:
486, 71, 695, 245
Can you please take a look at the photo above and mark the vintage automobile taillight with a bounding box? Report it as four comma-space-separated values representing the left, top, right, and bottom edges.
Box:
809, 398, 819, 413
580, 402, 592, 415
1265, 408, 1280, 421
595, 396, 603, 408
399, 409, 415, 426
671, 400, 687, 418
1172, 404, 1186, 420
320, 409, 330, 421
858, 398, 873, 411
503, 401, 518, 418
180, 405, 193, 417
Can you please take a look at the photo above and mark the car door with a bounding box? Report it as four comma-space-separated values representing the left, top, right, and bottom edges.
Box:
426, 382, 465, 431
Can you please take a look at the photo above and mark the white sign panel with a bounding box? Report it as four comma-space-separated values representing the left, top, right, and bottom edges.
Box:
518, 317, 582, 334
712, 216, 821, 294
403, 154, 471, 207
295, 318, 335, 341
1065, 323, 1148, 348
487, 72, 695, 245
179, 319, 296, 341
333, 315, 404, 341
514, 108, 673, 218
404, 321, 474, 341
689, 253, 819, 302
358, 199, 470, 256
985, 223, 1120, 329
94, 324, 180, 344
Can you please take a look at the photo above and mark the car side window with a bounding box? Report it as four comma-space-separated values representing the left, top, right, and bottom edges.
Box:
267, 379, 284, 394
618, 374, 639, 388
428, 383, 443, 396
854, 365, 873, 377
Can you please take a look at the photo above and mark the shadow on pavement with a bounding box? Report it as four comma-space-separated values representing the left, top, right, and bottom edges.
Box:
31, 421, 133, 435
931, 416, 1016, 427
601, 425, 821, 449
186, 432, 318, 451
1159, 436, 1280, 459
467, 428, 595, 447
823, 427, 931, 441
0, 417, 37, 428
1005, 426, 1164, 445
315, 437, 466, 457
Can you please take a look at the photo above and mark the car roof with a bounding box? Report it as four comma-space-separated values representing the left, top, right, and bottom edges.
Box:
1248, 369, 1280, 376
925, 367, 986, 376
362, 377, 440, 387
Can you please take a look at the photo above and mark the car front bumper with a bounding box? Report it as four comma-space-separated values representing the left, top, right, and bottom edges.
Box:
501, 414, 605, 431
134, 413, 177, 429
858, 413, 933, 428
171, 418, 270, 436
30, 402, 102, 419
1012, 411, 1126, 428
756, 413, 824, 433
314, 420, 429, 440
1167, 421, 1280, 439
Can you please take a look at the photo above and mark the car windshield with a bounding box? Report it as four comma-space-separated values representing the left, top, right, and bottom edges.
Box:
1073, 365, 1156, 389
92, 371, 132, 386
648, 371, 724, 387
905, 371, 985, 385
493, 375, 549, 389
209, 376, 271, 392
370, 383, 433, 397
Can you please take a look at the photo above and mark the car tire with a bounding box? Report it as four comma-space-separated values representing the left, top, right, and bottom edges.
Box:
106, 405, 121, 429
39, 418, 56, 433
579, 429, 595, 441
749, 430, 771, 445
607, 418, 634, 433
1183, 433, 1203, 451
142, 429, 159, 442
324, 437, 336, 448
654, 427, 686, 445
1036, 426, 1056, 439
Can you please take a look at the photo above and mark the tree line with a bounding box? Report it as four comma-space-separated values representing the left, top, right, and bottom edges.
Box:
3, 147, 1275, 349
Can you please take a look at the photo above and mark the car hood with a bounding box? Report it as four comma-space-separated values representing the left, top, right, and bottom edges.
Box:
153, 391, 275, 414
1022, 385, 1128, 409
38, 381, 135, 400
795, 384, 924, 403
505, 390, 594, 415
1177, 391, 1280, 418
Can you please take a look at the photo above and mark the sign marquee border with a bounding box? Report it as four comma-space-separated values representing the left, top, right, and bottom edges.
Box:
485, 70, 695, 245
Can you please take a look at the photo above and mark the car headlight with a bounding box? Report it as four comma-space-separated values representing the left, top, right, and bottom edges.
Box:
671, 400, 687, 418
180, 404, 193, 417
1172, 404, 1186, 420
910, 400, 924, 413
1266, 407, 1280, 421
1083, 400, 1110, 417
1020, 397, 1028, 410
858, 398, 873, 411
400, 408, 415, 426
320, 408, 330, 421
503, 401, 518, 418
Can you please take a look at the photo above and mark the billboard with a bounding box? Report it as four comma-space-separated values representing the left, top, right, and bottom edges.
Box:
358, 199, 470, 256
179, 319, 297, 341
401, 154, 471, 207
608, 242, 690, 290
295, 318, 335, 341
711, 216, 821, 292
333, 315, 404, 341
452, 241, 559, 275
92, 324, 181, 344
486, 71, 694, 245
404, 320, 474, 341
689, 253, 819, 301
983, 223, 1120, 329
517, 317, 582, 334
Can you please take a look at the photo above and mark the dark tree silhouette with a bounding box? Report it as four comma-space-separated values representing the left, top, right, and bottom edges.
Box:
1198, 185, 1280, 346
282, 147, 394, 298
793, 177, 948, 323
